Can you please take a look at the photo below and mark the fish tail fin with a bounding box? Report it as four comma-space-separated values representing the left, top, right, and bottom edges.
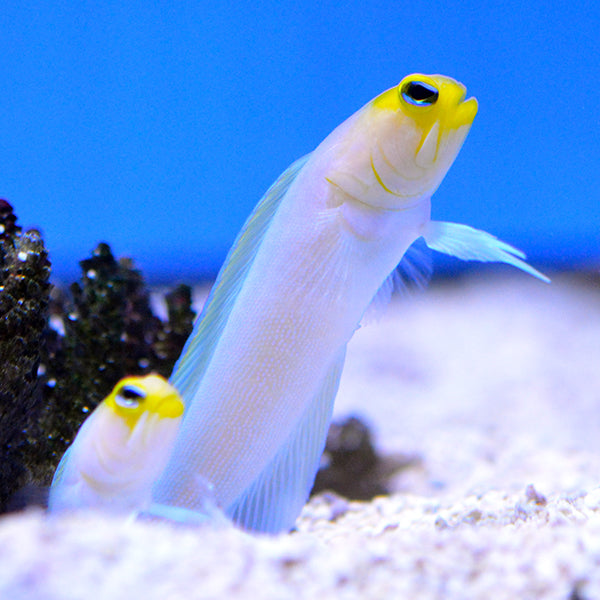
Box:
423, 221, 550, 283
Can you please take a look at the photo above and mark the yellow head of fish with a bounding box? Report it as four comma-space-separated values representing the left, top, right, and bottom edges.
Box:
89, 374, 184, 486
327, 73, 478, 210
50, 374, 184, 512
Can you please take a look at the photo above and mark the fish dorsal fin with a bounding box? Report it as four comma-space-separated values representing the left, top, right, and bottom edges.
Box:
48, 446, 71, 500
49, 408, 99, 509
171, 154, 312, 405
226, 349, 347, 534
423, 221, 550, 282
364, 237, 432, 323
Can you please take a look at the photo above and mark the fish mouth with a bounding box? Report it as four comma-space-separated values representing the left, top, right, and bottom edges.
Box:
155, 395, 185, 419
453, 91, 478, 129
433, 80, 478, 130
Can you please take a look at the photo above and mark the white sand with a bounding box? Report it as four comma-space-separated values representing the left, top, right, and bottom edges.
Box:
1, 273, 600, 599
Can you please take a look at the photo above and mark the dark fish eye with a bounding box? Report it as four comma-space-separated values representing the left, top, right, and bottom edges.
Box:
401, 81, 439, 106
115, 385, 146, 409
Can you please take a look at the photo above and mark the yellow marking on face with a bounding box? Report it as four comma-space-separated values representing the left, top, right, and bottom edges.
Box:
104, 374, 184, 431
371, 73, 478, 169
370, 155, 402, 197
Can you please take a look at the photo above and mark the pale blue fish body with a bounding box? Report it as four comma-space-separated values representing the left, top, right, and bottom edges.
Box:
152, 74, 548, 533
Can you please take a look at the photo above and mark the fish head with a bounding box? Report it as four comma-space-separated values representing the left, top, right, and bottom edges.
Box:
89, 374, 185, 485
355, 73, 478, 209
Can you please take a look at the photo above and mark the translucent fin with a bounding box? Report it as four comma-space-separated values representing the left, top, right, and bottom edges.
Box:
423, 221, 550, 283
50, 447, 71, 491
226, 349, 347, 534
49, 444, 77, 510
141, 502, 230, 527
142, 476, 230, 527
171, 154, 312, 405
364, 238, 432, 323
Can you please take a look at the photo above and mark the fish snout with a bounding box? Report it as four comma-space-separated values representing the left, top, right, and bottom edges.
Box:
154, 394, 185, 419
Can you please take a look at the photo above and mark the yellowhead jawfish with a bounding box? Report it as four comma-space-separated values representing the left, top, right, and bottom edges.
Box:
152, 74, 548, 533
113, 75, 547, 533
49, 374, 184, 514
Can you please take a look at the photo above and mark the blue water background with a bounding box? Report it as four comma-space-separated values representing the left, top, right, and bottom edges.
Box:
1, 1, 598, 283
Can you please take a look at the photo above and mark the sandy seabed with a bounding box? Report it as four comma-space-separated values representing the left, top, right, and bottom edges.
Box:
1, 273, 600, 599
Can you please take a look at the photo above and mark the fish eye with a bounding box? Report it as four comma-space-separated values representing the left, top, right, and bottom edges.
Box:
115, 385, 146, 409
401, 81, 439, 106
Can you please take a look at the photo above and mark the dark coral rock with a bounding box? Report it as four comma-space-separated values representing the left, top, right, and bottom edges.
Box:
0, 201, 51, 510
311, 415, 419, 501
64, 244, 162, 395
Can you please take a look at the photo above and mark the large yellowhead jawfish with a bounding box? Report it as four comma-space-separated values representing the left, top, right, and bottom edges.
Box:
153, 74, 548, 533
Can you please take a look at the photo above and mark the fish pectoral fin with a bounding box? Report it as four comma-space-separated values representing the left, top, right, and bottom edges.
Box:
364, 237, 432, 324
226, 349, 347, 534
141, 501, 230, 527
423, 221, 550, 282
144, 475, 230, 526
